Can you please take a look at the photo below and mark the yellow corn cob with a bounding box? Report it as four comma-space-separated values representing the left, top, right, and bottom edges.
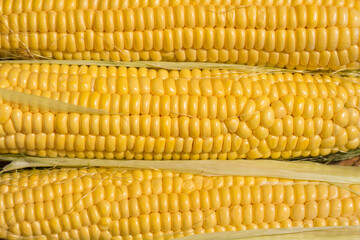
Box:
0, 167, 359, 239
1, 63, 360, 160
1, 0, 360, 69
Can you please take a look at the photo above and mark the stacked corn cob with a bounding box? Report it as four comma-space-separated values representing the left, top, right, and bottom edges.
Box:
0, 0, 360, 69
0, 166, 359, 239
0, 63, 360, 160
1, 0, 360, 239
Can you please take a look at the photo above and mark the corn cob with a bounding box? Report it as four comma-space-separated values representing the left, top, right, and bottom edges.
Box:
0, 167, 358, 239
1, 1, 360, 70
1, 63, 360, 160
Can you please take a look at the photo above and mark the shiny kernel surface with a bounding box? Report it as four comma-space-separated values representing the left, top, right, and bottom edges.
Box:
0, 63, 360, 160
0, 2, 360, 70
0, 168, 359, 239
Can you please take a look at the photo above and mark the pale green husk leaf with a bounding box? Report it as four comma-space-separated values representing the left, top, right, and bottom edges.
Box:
0, 88, 107, 114
1, 157, 360, 184
178, 227, 360, 240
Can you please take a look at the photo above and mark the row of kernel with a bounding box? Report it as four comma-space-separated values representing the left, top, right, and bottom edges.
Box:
1, 96, 359, 132
1, 116, 357, 149
1, 131, 359, 158
1, 65, 172, 82
0, 168, 355, 199
0, 169, 331, 195
3, 93, 358, 130
4, 73, 356, 100
31, 92, 360, 121
0, 175, 356, 210
2, 27, 358, 53
0, 63, 347, 84
2, 5, 359, 32
0, 132, 298, 156
5, 70, 353, 98
0, 172, 310, 193
90, 76, 352, 99
0, 171, 276, 191
2, 72, 352, 96
1, 215, 358, 239
1, 112, 227, 137
0, 64, 245, 86
1, 97, 360, 131
1, 0, 357, 14
1, 217, 359, 240
1, 72, 351, 101
1, 64, 351, 89
1, 133, 245, 153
